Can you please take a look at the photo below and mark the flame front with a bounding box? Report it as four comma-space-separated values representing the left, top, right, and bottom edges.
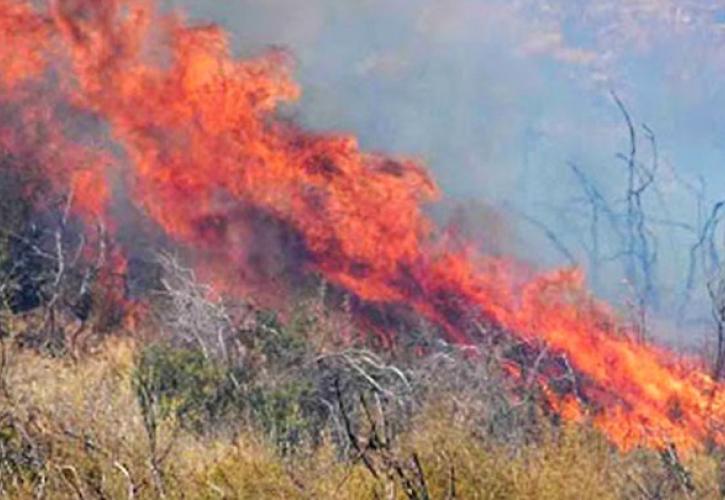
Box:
0, 0, 722, 452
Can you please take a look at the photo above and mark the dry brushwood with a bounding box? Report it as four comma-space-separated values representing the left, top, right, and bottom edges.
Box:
154, 252, 254, 365
0, 189, 118, 358
333, 379, 430, 500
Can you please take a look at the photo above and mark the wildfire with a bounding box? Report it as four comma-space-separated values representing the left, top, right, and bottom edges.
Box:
0, 0, 722, 452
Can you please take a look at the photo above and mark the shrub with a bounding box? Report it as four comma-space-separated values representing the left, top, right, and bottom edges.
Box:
133, 343, 234, 434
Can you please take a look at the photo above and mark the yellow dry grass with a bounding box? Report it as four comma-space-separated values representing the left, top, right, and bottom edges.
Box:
0, 339, 722, 499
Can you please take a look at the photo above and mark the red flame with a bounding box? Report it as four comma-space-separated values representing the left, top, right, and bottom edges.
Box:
0, 0, 723, 452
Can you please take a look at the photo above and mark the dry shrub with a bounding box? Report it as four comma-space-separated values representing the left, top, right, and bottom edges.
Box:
1, 324, 723, 499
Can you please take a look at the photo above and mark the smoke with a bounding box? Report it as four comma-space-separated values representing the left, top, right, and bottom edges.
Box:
166, 0, 725, 343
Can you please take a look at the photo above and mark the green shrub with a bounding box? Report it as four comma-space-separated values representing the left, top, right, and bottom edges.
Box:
133, 343, 233, 433
247, 380, 317, 455
132, 340, 323, 451
247, 309, 309, 368
0, 416, 46, 491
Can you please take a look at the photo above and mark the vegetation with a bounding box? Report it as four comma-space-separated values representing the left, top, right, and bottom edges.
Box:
0, 153, 723, 499
0, 326, 723, 498
1, 281, 724, 498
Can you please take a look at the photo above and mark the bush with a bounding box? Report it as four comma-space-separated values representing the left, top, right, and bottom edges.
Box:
0, 151, 130, 358
134, 343, 236, 434
132, 338, 323, 452
0, 153, 55, 311
247, 381, 316, 454
0, 331, 723, 498
0, 413, 47, 491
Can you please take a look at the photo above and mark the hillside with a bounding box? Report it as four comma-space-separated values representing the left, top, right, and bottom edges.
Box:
0, 0, 724, 498
1, 305, 723, 498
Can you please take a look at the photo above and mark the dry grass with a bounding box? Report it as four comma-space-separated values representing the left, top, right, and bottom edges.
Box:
0, 339, 722, 499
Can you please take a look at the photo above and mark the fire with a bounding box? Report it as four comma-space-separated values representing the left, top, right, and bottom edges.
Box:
0, 0, 722, 452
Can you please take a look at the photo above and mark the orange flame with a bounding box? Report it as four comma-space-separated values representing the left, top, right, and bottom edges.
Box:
0, 0, 722, 452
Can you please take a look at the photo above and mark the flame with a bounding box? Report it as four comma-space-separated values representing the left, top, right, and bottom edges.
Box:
0, 0, 723, 452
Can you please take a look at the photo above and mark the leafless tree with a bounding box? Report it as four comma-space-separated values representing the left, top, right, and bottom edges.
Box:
0, 186, 118, 358
517, 93, 665, 340
154, 252, 245, 362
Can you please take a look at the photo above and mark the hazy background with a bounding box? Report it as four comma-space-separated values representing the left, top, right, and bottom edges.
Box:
167, 0, 725, 345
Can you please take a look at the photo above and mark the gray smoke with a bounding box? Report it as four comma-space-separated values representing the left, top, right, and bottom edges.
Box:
166, 0, 725, 346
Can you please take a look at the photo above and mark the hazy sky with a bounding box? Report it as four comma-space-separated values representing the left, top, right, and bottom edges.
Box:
169, 0, 725, 340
